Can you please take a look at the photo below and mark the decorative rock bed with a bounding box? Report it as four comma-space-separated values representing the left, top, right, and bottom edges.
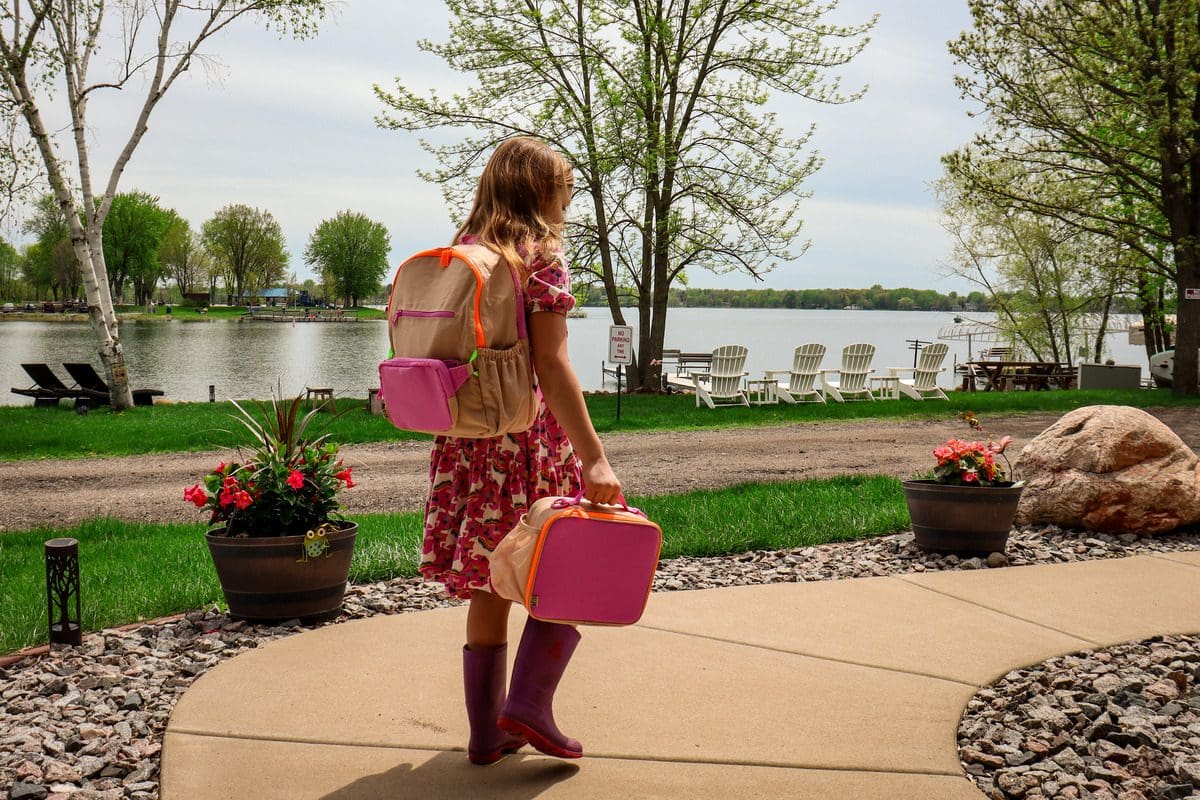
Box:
1, 524, 1198, 800
959, 635, 1200, 800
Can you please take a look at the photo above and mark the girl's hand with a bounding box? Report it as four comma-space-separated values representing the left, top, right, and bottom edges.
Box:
581, 458, 622, 505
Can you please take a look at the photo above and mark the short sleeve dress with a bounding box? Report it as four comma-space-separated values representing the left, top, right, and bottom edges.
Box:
418, 241, 584, 599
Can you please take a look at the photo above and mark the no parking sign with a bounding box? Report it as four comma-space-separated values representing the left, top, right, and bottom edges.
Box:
608, 325, 633, 364
608, 325, 633, 422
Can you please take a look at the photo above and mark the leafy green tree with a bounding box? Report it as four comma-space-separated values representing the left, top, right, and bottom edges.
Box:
304, 211, 390, 307
103, 192, 176, 304
160, 219, 213, 299
21, 193, 78, 300
0, 1, 329, 408
378, 0, 874, 391
0, 236, 17, 300
202, 205, 288, 303
938, 172, 1123, 365
946, 0, 1200, 393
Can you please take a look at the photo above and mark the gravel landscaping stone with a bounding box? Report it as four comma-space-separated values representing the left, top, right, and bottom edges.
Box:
2, 524, 1198, 799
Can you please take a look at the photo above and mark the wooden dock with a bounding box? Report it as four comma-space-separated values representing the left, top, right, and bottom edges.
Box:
242, 308, 361, 323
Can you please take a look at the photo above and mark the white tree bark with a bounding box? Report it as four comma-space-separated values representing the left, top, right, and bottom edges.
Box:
0, 0, 328, 409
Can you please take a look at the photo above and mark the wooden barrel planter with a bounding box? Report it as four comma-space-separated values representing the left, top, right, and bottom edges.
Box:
902, 480, 1024, 556
206, 521, 358, 622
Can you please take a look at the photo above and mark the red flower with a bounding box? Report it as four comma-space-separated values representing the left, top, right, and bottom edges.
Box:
234, 490, 254, 510
335, 468, 356, 488
287, 470, 305, 490
183, 484, 207, 508
219, 487, 237, 507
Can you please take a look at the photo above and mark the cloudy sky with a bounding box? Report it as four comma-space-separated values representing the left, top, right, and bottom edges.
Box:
52, 0, 982, 292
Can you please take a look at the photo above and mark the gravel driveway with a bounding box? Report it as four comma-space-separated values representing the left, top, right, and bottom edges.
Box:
3, 407, 1197, 531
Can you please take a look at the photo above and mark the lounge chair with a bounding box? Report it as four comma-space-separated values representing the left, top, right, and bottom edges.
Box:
691, 345, 750, 408
764, 343, 827, 404
10, 363, 99, 407
63, 362, 164, 406
889, 342, 950, 401
820, 343, 876, 402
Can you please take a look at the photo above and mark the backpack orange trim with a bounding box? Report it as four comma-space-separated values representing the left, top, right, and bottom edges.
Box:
389, 247, 488, 350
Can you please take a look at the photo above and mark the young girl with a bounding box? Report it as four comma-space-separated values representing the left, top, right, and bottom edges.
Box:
419, 136, 622, 765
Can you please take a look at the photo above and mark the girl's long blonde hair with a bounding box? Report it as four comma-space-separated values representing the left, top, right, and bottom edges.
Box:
454, 137, 572, 276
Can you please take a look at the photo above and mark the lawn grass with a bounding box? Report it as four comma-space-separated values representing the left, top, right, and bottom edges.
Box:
0, 399, 431, 461
3, 388, 1196, 462
0, 476, 906, 655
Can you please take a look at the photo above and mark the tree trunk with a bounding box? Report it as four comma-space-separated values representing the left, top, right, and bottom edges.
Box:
1174, 258, 1200, 394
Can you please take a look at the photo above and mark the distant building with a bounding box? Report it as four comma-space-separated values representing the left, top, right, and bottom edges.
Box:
227, 287, 292, 306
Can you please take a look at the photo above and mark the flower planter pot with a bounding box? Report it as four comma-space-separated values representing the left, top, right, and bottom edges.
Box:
902, 480, 1024, 556
205, 520, 357, 622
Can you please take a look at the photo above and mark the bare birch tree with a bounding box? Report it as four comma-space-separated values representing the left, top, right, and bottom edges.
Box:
0, 1, 328, 408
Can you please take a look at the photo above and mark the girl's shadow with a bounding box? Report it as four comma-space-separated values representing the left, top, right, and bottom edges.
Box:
319, 751, 580, 800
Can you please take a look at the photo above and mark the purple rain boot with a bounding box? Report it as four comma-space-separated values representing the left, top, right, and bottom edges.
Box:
496, 618, 583, 759
463, 644, 527, 765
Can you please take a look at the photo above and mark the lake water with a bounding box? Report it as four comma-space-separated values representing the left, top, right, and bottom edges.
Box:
0, 308, 1150, 406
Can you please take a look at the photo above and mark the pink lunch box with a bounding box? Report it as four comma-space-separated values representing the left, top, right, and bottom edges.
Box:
489, 494, 663, 626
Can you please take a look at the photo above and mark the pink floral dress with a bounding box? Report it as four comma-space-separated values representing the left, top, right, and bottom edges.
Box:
419, 242, 583, 599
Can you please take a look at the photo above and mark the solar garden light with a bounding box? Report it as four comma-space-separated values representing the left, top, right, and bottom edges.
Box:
45, 538, 82, 646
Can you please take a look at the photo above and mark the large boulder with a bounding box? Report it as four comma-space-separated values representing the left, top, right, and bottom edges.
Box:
1014, 405, 1200, 534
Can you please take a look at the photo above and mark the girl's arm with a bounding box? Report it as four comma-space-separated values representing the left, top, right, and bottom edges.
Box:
529, 311, 622, 504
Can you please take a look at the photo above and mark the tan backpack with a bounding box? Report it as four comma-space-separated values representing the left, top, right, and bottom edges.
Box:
378, 243, 538, 438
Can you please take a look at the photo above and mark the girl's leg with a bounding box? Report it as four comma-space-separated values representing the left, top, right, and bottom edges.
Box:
467, 588, 512, 649
462, 589, 525, 765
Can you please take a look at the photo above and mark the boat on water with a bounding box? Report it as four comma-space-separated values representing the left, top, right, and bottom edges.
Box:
842, 304, 862, 310
1148, 349, 1200, 387
1151, 350, 1175, 386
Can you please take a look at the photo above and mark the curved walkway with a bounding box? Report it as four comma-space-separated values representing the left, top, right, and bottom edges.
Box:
161, 552, 1200, 799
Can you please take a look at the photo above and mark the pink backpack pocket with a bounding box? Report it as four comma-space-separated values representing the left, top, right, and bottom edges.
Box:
378, 357, 471, 433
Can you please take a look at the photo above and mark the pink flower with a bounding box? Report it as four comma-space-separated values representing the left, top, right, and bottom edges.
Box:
989, 436, 1012, 454
286, 470, 305, 490
183, 484, 207, 508
961, 470, 978, 483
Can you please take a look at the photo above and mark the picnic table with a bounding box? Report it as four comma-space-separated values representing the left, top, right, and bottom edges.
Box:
964, 361, 1075, 392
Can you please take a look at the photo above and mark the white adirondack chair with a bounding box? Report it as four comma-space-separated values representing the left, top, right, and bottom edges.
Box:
889, 342, 950, 401
820, 343, 876, 402
692, 344, 750, 408
764, 343, 827, 403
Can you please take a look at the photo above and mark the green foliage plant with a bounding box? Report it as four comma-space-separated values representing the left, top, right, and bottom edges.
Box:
183, 395, 355, 537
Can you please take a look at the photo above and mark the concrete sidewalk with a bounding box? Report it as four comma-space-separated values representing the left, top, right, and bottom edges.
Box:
161, 551, 1200, 799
